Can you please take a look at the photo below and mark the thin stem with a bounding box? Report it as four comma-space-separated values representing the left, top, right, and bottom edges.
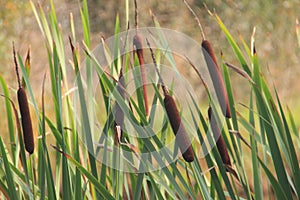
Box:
13, 42, 22, 89
185, 55, 209, 94
120, 21, 130, 76
134, 0, 138, 33
145, 38, 168, 96
183, 0, 206, 41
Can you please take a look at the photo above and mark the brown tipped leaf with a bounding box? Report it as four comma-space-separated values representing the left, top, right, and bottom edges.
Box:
202, 40, 231, 118
164, 94, 194, 162
18, 88, 34, 154
208, 107, 231, 166
22, 47, 31, 89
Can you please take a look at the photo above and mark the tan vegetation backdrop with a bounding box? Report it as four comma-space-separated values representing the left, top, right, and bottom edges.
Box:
1, 0, 300, 122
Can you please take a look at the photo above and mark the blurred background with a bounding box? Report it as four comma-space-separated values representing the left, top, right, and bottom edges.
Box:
1, 0, 300, 124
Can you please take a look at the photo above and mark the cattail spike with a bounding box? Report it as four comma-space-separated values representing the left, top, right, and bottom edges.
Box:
18, 88, 34, 154
13, 43, 34, 154
164, 94, 194, 162
133, 0, 149, 116
202, 40, 231, 118
114, 70, 126, 145
208, 107, 231, 166
146, 39, 194, 162
183, 1, 231, 118
133, 34, 149, 116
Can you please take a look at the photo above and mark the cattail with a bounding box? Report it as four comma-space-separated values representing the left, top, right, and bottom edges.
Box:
145, 38, 194, 162
208, 107, 231, 166
18, 88, 34, 154
133, 34, 149, 117
183, 0, 231, 118
13, 44, 34, 154
133, 0, 149, 116
114, 70, 126, 145
202, 40, 231, 118
164, 94, 194, 162
114, 24, 129, 144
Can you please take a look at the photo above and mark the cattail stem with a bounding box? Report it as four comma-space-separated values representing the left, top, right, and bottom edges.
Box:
13, 43, 21, 89
134, 0, 138, 32
145, 38, 168, 95
185, 56, 209, 94
208, 107, 231, 166
183, 0, 206, 40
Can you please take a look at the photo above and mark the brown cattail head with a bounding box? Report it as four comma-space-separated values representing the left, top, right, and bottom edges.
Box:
208, 107, 231, 166
114, 102, 124, 145
17, 88, 34, 154
13, 43, 34, 154
202, 40, 231, 118
114, 70, 126, 145
133, 34, 149, 116
164, 94, 194, 162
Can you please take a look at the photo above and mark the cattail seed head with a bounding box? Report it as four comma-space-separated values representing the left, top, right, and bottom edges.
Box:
164, 94, 194, 162
114, 103, 124, 145
114, 70, 126, 145
133, 34, 149, 116
208, 107, 231, 166
202, 40, 231, 118
13, 43, 34, 154
17, 88, 34, 154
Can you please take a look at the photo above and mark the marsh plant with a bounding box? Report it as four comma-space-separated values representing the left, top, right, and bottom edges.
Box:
0, 0, 299, 199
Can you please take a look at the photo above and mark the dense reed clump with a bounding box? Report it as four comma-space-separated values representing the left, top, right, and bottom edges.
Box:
13, 44, 34, 154
0, 1, 298, 199
208, 107, 231, 166
146, 39, 194, 162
